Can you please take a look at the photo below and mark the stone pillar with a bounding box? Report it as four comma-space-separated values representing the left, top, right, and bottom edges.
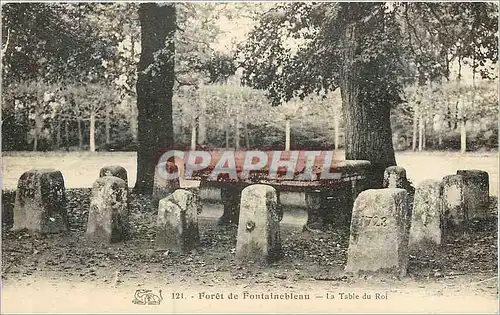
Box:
236, 184, 282, 264
156, 189, 202, 253
304, 189, 327, 232
456, 169, 489, 219
409, 180, 444, 250
219, 184, 242, 225
442, 175, 467, 232
345, 188, 411, 277
99, 165, 128, 186
86, 176, 129, 243
153, 163, 180, 208
13, 169, 68, 234
383, 166, 407, 188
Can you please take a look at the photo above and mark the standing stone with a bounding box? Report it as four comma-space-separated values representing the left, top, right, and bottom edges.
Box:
13, 169, 68, 234
156, 189, 202, 253
99, 165, 128, 186
409, 180, 444, 250
236, 184, 282, 264
86, 176, 129, 243
456, 169, 489, 219
345, 188, 411, 277
383, 166, 408, 188
441, 175, 467, 232
303, 189, 327, 232
153, 163, 180, 207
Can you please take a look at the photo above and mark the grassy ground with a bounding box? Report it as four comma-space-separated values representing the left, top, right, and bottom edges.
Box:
1, 150, 498, 313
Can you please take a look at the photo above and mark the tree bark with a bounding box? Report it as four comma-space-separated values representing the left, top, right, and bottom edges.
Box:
339, 5, 396, 188
135, 3, 176, 194
90, 111, 96, 152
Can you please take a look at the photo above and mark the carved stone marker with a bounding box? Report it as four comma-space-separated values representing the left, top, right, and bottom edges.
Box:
156, 189, 202, 253
236, 184, 282, 264
409, 180, 444, 250
456, 169, 489, 219
442, 175, 467, 232
383, 166, 408, 189
345, 188, 411, 277
99, 165, 128, 186
153, 163, 180, 207
86, 176, 129, 243
13, 169, 69, 234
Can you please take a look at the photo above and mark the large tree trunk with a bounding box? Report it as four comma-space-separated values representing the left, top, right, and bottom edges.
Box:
135, 3, 176, 194
339, 5, 396, 188
90, 111, 96, 152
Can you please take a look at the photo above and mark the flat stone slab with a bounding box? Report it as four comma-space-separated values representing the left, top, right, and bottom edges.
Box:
457, 169, 489, 219
345, 188, 411, 277
156, 189, 202, 253
99, 165, 128, 186
13, 169, 68, 234
409, 179, 444, 250
236, 184, 282, 264
86, 176, 129, 243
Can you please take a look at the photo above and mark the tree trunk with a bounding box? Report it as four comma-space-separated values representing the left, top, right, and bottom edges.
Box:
244, 120, 250, 149
56, 120, 61, 148
90, 111, 96, 152
234, 113, 240, 150
105, 109, 111, 145
198, 105, 206, 146
418, 116, 424, 151
225, 124, 230, 149
65, 119, 69, 151
339, 6, 396, 188
190, 120, 196, 151
285, 118, 291, 151
334, 115, 340, 150
460, 119, 467, 153
412, 109, 418, 151
135, 3, 176, 194
77, 117, 83, 149
129, 97, 138, 142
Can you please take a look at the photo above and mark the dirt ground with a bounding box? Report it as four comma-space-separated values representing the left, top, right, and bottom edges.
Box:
1, 151, 499, 313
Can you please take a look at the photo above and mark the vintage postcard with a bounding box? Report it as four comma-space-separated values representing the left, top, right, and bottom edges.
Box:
1, 1, 498, 314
